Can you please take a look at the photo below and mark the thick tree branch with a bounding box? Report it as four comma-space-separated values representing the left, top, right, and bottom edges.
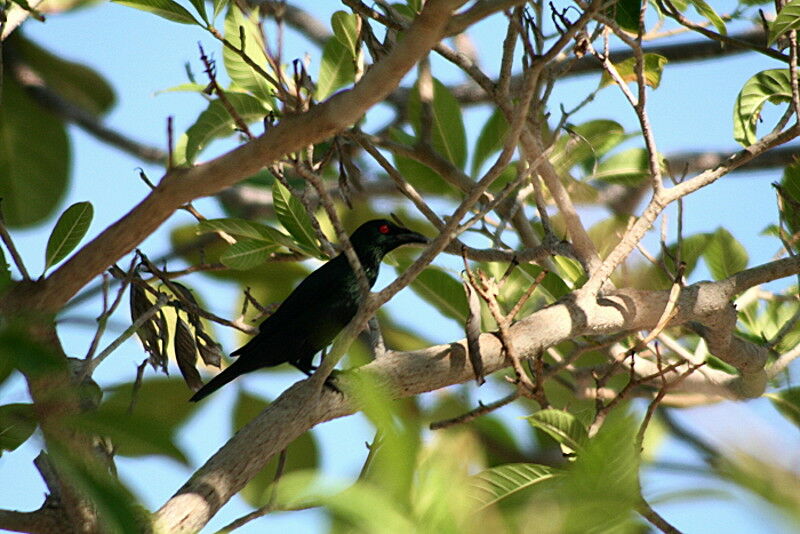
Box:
0, 0, 467, 317
154, 255, 799, 531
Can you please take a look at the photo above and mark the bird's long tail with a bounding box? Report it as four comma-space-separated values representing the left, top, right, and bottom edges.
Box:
189, 361, 248, 402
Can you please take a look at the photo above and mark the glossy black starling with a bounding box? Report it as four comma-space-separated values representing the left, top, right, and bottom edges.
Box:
189, 219, 428, 401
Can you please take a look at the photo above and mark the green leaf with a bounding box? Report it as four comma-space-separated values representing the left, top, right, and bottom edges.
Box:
16, 35, 115, 116
220, 239, 280, 270
407, 78, 468, 170
179, 93, 269, 163
331, 10, 360, 58
600, 53, 668, 89
44, 201, 93, 271
234, 392, 320, 507
551, 119, 627, 176
590, 147, 655, 186
0, 75, 70, 227
95, 379, 197, 462
778, 161, 800, 238
213, 0, 227, 20
662, 232, 712, 278
390, 128, 452, 195
607, 0, 641, 32
156, 82, 208, 95
272, 181, 321, 256
766, 388, 800, 428
472, 109, 509, 176
527, 409, 589, 453
470, 463, 561, 510
198, 217, 282, 241
48, 445, 150, 534
112, 0, 200, 25
733, 69, 793, 146
197, 217, 307, 254
316, 37, 355, 100
69, 405, 188, 465
688, 0, 727, 35
400, 263, 467, 323
224, 5, 276, 102
186, 0, 207, 23
769, 0, 800, 45
562, 409, 641, 532
703, 228, 748, 280
0, 403, 37, 455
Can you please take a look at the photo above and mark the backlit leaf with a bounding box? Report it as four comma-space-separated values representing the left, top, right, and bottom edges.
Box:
733, 69, 793, 146
112, 0, 199, 25
703, 227, 748, 280
44, 201, 93, 271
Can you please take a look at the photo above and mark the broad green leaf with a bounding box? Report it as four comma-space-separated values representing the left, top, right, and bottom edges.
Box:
48, 444, 149, 534
562, 409, 640, 532
607, 0, 640, 32
16, 35, 115, 116
407, 78, 468, 170
551, 119, 627, 176
316, 37, 355, 100
588, 216, 628, 258
220, 239, 280, 270
112, 0, 200, 25
472, 109, 509, 175
400, 263, 467, 323
331, 10, 360, 57
766, 388, 800, 428
0, 324, 66, 379
0, 403, 37, 455
689, 0, 726, 35
224, 5, 276, 102
234, 392, 320, 507
778, 160, 800, 238
527, 409, 589, 453
179, 93, 269, 163
600, 53, 668, 89
769, 0, 800, 45
0, 76, 70, 227
734, 69, 793, 146
186, 0, 207, 23
590, 147, 655, 186
390, 128, 452, 195
661, 232, 712, 277
44, 201, 93, 271
213, 0, 227, 20
470, 463, 561, 510
197, 218, 307, 254
98, 379, 197, 460
272, 180, 321, 257
69, 403, 188, 464
198, 217, 281, 241
703, 228, 748, 280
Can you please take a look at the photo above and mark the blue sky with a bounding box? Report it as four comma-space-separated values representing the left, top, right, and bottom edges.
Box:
2, 1, 799, 532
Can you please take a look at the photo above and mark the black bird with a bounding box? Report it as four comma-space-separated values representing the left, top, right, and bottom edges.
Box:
189, 219, 428, 402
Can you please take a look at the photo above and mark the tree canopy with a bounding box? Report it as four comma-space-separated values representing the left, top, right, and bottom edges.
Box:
1, 0, 800, 533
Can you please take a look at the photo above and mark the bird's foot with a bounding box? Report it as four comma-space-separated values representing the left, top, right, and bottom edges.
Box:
323, 369, 343, 394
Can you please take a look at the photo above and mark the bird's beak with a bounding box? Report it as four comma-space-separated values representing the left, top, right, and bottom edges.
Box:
399, 228, 429, 245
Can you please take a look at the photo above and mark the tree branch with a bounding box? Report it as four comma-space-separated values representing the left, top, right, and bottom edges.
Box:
0, 0, 468, 317
154, 254, 800, 531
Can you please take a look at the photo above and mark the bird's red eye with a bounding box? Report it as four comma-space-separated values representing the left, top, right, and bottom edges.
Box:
379, 224, 390, 234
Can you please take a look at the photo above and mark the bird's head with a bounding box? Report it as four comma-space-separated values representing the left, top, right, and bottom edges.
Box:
349, 219, 429, 257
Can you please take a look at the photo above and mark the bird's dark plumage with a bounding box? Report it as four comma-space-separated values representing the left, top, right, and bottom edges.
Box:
189, 219, 428, 401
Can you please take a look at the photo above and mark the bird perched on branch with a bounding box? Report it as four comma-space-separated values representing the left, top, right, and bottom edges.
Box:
189, 219, 428, 402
